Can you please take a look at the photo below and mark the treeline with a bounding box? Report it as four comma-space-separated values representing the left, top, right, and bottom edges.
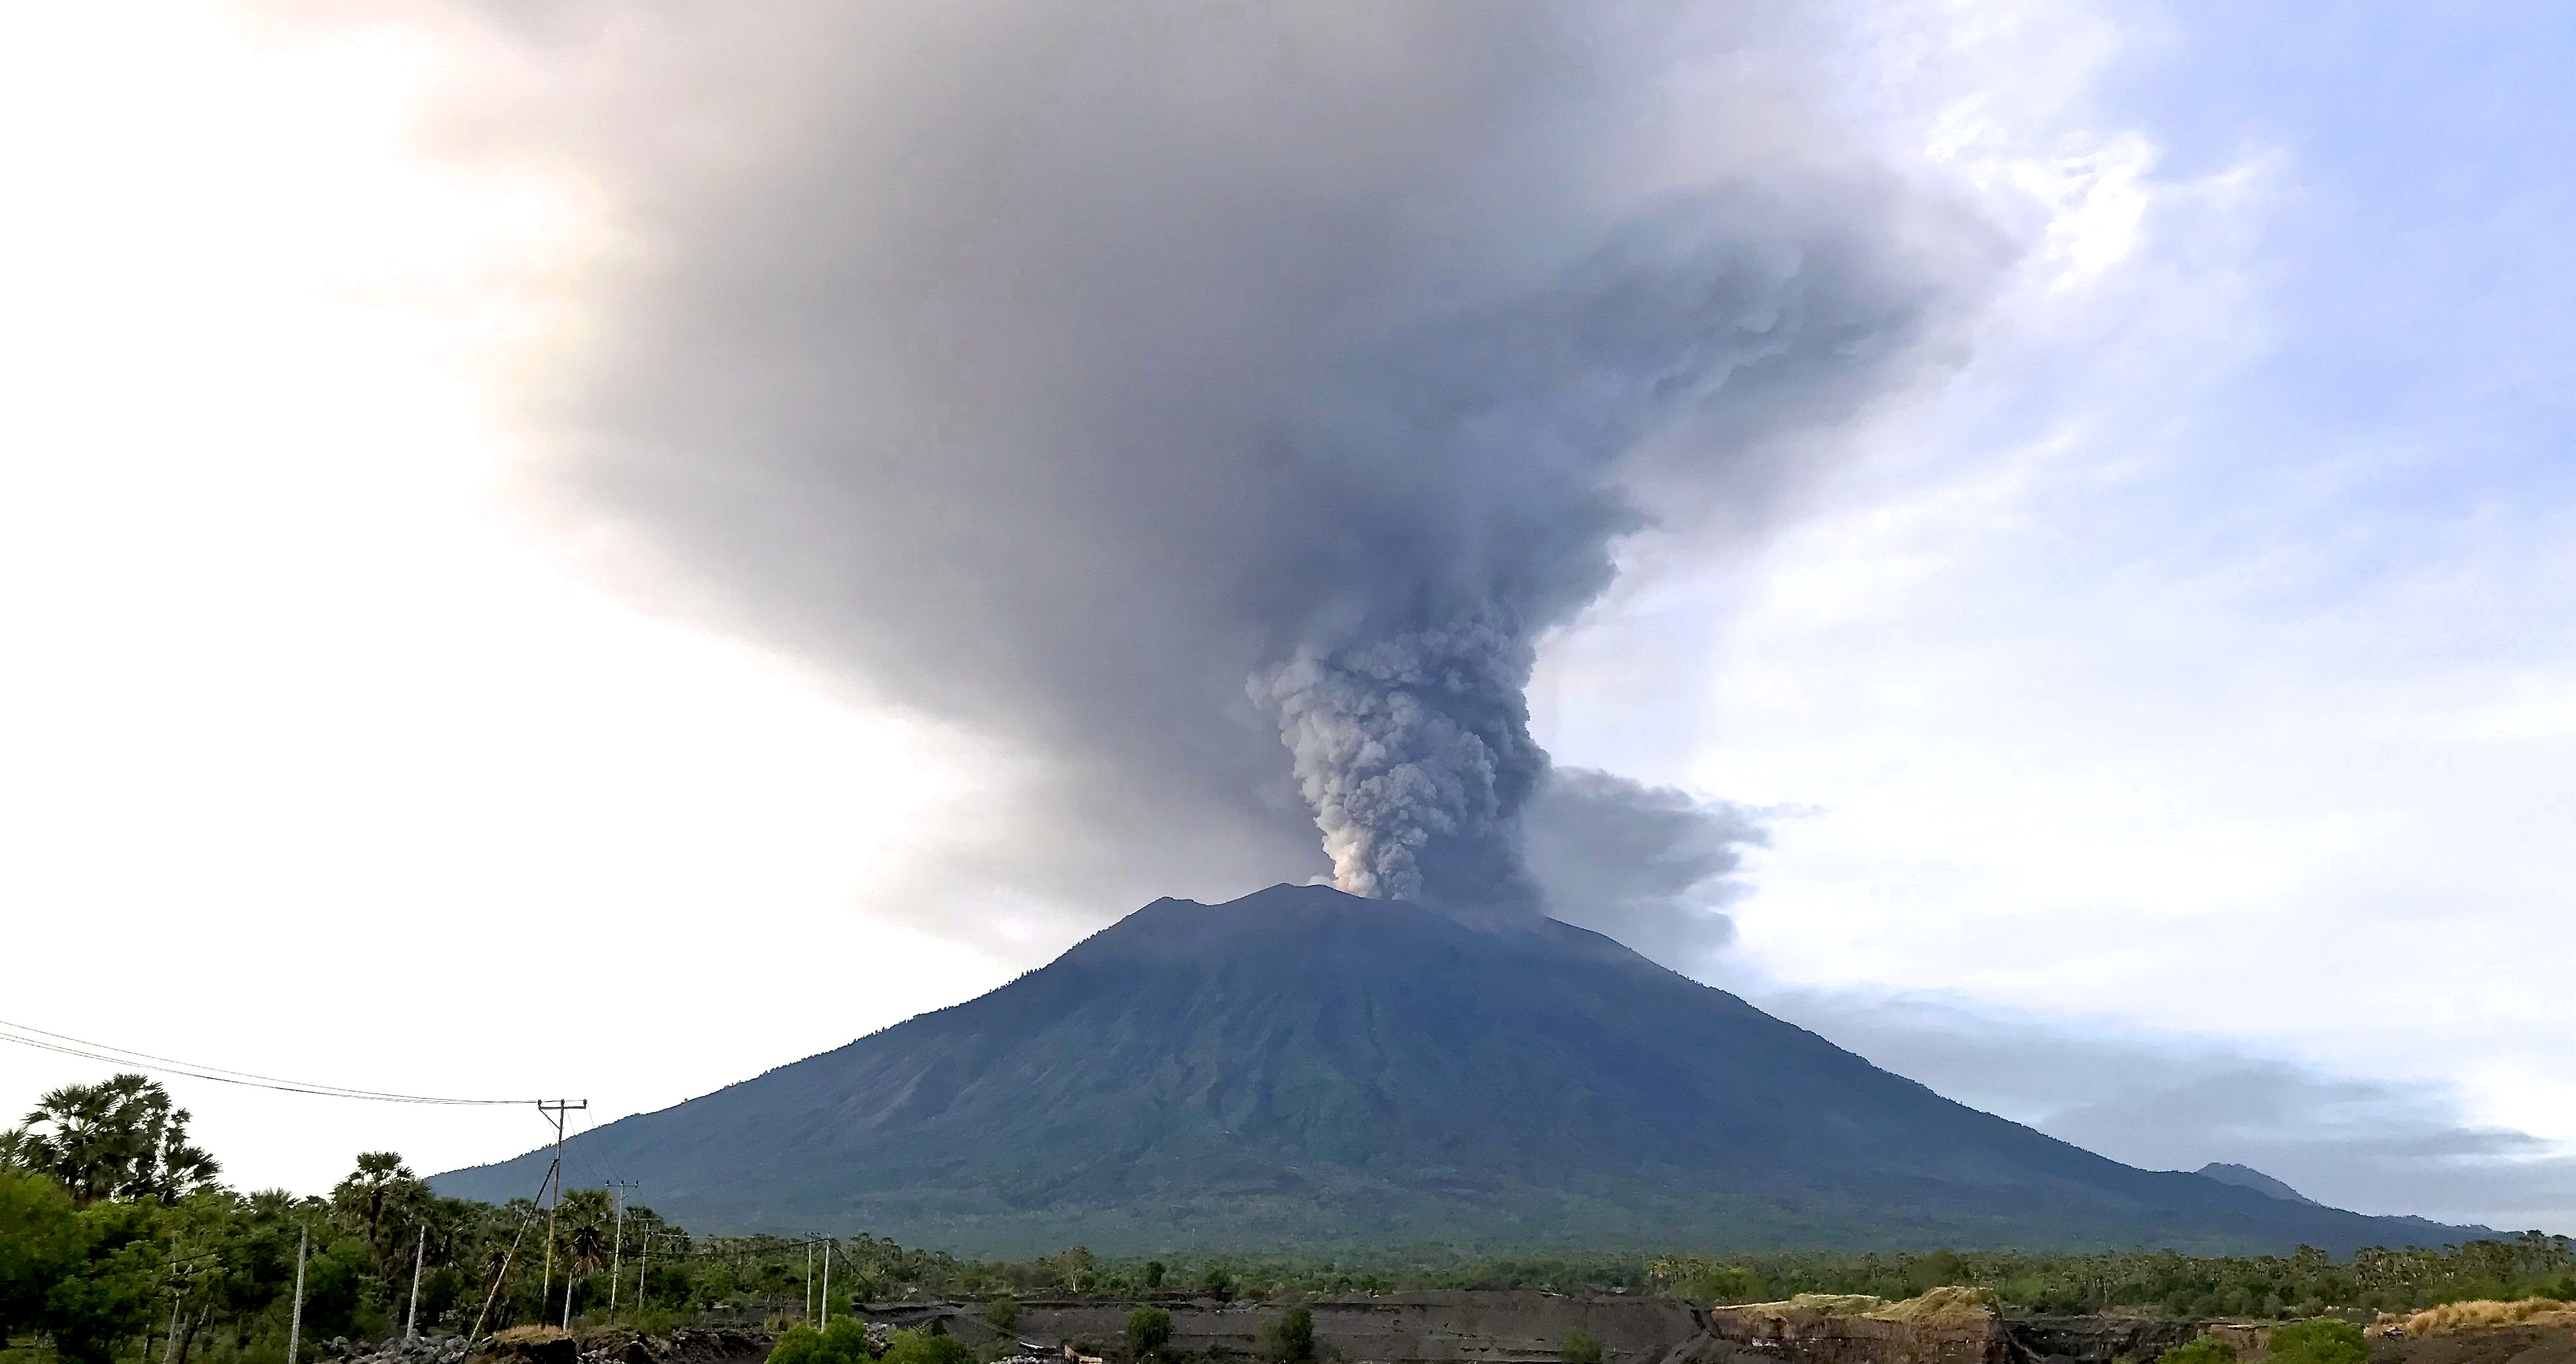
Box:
0, 1074, 719, 1364
11, 1072, 2575, 1364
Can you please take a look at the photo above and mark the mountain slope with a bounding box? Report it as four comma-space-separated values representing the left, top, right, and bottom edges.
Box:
434, 885, 2482, 1255
2198, 1163, 2323, 1206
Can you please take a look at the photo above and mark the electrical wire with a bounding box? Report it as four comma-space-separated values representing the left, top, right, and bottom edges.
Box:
0, 1015, 540, 1106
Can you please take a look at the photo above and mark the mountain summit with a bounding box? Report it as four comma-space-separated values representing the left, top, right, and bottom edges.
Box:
434, 885, 2472, 1253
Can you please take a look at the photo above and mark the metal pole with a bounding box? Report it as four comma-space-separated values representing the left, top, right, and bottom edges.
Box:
606, 1181, 634, 1322
407, 1226, 427, 1343
286, 1227, 309, 1364
819, 1239, 829, 1328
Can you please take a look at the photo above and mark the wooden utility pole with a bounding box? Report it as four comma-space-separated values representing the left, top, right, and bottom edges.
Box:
285, 1227, 308, 1364
406, 1226, 427, 1342
534, 1100, 586, 1305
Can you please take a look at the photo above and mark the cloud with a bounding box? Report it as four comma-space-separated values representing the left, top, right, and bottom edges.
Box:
1525, 767, 1768, 974
1759, 989, 2576, 1233
440, 1, 2006, 932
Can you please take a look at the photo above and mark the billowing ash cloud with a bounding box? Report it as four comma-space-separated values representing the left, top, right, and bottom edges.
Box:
1525, 768, 1769, 971
472, 1, 2006, 929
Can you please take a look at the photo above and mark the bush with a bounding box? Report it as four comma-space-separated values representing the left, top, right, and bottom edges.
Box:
1145, 1262, 1166, 1290
2269, 1319, 2366, 1364
770, 1319, 877, 1364
986, 1294, 1020, 1333
1127, 1306, 1174, 1361
1127, 1306, 1174, 1360
1562, 1329, 1603, 1364
1203, 1266, 1235, 1301
1261, 1305, 1315, 1364
2155, 1338, 2238, 1364
883, 1329, 971, 1364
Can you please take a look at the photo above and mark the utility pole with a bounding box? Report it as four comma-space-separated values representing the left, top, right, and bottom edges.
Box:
632, 1230, 654, 1321
804, 1239, 814, 1322
819, 1238, 831, 1329
534, 1100, 586, 1305
604, 1180, 638, 1322
285, 1227, 309, 1364
405, 1226, 427, 1342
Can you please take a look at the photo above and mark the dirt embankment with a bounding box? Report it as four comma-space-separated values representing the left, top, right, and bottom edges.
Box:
867, 1290, 2576, 1364
457, 1326, 775, 1364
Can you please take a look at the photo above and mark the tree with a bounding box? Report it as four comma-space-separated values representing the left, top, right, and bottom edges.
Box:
1261, 1305, 1315, 1364
881, 1328, 970, 1364
2268, 1319, 2366, 1364
0, 1168, 85, 1342
24, 1194, 166, 1364
1, 1074, 220, 1206
986, 1291, 1021, 1333
2156, 1340, 2238, 1364
1202, 1265, 1234, 1301
1145, 1261, 1166, 1290
1562, 1330, 1602, 1364
771, 1317, 877, 1364
1127, 1306, 1174, 1361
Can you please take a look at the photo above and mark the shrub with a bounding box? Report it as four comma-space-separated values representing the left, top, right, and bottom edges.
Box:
2268, 1319, 2366, 1364
2155, 1338, 2238, 1364
1145, 1262, 1166, 1290
1127, 1306, 1174, 1361
770, 1319, 877, 1364
1261, 1305, 1315, 1364
1562, 1329, 1603, 1364
882, 1329, 971, 1364
986, 1295, 1020, 1334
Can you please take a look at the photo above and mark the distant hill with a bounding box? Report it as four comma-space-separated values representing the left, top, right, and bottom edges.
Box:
434, 885, 2494, 1255
2197, 1163, 2321, 1206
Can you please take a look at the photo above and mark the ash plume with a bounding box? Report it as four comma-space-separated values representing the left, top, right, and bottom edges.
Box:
469, 1, 2007, 931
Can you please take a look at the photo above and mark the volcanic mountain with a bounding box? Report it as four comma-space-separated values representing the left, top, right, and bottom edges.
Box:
434, 884, 2476, 1254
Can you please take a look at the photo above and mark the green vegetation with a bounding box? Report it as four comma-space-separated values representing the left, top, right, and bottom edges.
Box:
8, 1070, 2576, 1364
2155, 1338, 2238, 1364
1127, 1306, 1174, 1360
877, 1328, 970, 1364
1258, 1305, 1313, 1364
2268, 1319, 2368, 1364
771, 1319, 877, 1364
1561, 1328, 1603, 1364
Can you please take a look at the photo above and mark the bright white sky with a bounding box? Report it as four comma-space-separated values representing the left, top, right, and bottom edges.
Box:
2, 1, 2570, 1234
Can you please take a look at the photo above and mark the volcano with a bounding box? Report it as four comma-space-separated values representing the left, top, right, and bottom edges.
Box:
433, 885, 2477, 1254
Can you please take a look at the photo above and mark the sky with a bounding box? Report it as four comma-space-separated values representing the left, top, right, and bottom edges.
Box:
1, 1, 2570, 1234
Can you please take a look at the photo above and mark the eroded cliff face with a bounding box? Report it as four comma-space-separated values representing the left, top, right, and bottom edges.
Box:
865, 1291, 2576, 1364
872, 1289, 2191, 1364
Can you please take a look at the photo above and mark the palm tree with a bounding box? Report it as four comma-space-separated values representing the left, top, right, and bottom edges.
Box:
0, 1072, 221, 1204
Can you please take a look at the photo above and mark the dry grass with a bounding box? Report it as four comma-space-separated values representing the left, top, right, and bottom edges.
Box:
1779, 1294, 1892, 1315
1869, 1287, 2004, 1324
2379, 1299, 2576, 1337
487, 1326, 575, 1346
1725, 1289, 2000, 1324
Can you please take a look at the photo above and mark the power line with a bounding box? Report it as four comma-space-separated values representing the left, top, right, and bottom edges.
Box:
0, 1015, 538, 1106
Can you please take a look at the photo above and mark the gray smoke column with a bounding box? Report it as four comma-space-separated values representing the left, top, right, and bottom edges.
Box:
1239, 201, 1938, 907
461, 1, 2007, 926
1257, 614, 1543, 906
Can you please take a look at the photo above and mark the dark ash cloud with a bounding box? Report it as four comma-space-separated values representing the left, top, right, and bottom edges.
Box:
1526, 767, 1768, 973
469, 1, 2004, 931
